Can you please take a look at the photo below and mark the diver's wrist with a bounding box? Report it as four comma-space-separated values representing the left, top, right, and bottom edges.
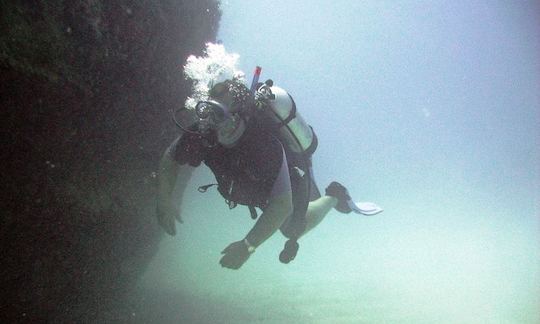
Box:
243, 238, 256, 253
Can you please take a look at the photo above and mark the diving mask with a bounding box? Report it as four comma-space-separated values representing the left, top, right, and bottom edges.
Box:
174, 80, 253, 141
174, 98, 238, 137
195, 99, 232, 132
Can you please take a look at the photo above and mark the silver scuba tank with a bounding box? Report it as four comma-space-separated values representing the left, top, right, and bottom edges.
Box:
264, 86, 314, 154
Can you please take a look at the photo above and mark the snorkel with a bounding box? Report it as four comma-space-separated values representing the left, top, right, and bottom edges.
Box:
250, 66, 262, 94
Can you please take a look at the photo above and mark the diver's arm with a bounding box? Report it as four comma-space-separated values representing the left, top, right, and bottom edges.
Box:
244, 149, 293, 247
157, 137, 194, 235
219, 188, 292, 269
244, 190, 293, 247
219, 175, 292, 269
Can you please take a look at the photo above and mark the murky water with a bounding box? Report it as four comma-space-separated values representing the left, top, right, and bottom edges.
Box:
139, 1, 539, 323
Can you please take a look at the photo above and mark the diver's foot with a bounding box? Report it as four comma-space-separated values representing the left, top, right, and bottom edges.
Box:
325, 181, 352, 214
279, 239, 299, 264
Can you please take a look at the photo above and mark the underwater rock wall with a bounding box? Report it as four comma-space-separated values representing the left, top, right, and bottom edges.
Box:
0, 0, 220, 321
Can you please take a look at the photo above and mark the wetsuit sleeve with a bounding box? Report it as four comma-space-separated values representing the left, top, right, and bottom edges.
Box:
269, 145, 292, 198
172, 132, 208, 167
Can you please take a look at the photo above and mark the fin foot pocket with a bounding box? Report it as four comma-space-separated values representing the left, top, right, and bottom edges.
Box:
325, 181, 352, 214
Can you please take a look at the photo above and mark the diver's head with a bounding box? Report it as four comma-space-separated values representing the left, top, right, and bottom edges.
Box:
208, 79, 253, 114
194, 80, 253, 147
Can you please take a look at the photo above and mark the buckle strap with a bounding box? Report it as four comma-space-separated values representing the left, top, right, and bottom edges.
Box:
276, 94, 297, 128
248, 206, 258, 219
197, 183, 218, 193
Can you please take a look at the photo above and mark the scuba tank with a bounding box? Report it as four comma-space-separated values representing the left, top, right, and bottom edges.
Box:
258, 83, 316, 154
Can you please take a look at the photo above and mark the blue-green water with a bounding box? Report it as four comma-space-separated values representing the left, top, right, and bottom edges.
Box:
140, 1, 539, 323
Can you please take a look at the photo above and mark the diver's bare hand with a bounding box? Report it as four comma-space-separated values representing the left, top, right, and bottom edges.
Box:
219, 240, 252, 270
156, 201, 182, 236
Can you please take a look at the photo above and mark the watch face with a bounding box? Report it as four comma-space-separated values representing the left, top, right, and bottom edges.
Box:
244, 239, 256, 253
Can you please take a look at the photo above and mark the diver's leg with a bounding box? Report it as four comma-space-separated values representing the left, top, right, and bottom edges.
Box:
278, 168, 308, 239
301, 196, 338, 236
278, 195, 337, 263
277, 164, 311, 263
279, 166, 339, 239
301, 181, 356, 236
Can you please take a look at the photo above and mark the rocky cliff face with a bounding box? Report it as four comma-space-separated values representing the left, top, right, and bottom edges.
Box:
0, 1, 220, 321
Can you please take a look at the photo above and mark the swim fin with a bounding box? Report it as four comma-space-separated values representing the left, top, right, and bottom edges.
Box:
347, 201, 383, 216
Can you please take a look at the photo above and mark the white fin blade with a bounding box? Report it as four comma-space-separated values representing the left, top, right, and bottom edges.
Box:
347, 201, 383, 216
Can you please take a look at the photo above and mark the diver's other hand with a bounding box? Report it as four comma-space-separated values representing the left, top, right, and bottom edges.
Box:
156, 201, 182, 236
219, 240, 253, 270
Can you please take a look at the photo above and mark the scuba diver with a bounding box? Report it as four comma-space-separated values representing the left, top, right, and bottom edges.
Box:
156, 44, 382, 270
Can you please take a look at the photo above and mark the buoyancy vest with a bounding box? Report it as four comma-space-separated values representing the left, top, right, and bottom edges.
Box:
173, 121, 283, 212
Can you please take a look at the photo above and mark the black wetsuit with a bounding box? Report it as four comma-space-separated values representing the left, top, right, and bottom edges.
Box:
173, 118, 320, 239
